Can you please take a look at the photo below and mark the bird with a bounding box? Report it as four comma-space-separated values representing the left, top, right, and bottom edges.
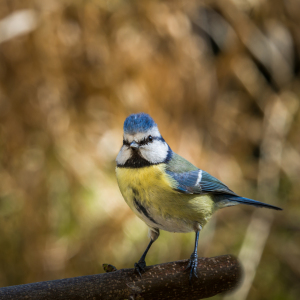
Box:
115, 113, 282, 281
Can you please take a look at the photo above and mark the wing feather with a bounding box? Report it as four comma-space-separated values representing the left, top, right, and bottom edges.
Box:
166, 152, 236, 195
165, 152, 282, 211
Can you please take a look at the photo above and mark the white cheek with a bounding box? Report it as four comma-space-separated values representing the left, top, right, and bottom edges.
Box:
140, 141, 169, 163
116, 146, 131, 165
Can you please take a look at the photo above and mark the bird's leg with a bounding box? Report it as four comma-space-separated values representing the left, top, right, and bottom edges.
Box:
186, 230, 200, 283
134, 228, 159, 277
134, 239, 153, 277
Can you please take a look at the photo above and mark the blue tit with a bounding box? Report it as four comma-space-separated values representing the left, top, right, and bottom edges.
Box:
115, 113, 282, 281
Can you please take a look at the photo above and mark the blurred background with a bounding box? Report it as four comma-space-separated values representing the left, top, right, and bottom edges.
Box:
0, 0, 300, 299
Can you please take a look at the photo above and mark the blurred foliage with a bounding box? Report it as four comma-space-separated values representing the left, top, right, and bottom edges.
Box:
0, 0, 300, 299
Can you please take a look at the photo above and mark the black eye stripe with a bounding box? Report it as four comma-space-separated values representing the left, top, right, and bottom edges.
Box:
123, 136, 164, 146
123, 139, 130, 146
139, 135, 156, 145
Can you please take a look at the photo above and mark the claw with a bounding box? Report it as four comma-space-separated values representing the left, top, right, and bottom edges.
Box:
134, 260, 146, 277
185, 254, 198, 283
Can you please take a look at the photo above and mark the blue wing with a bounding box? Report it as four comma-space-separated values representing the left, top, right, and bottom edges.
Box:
198, 170, 236, 195
166, 169, 202, 194
166, 169, 282, 210
166, 169, 236, 196
165, 152, 282, 210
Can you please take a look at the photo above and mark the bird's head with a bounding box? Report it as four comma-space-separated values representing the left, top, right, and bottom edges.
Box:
116, 113, 171, 167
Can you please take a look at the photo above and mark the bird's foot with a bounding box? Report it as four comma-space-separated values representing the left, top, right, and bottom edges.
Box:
134, 260, 146, 277
185, 253, 198, 283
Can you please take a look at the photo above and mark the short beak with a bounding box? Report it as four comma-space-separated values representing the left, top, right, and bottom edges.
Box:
130, 141, 139, 149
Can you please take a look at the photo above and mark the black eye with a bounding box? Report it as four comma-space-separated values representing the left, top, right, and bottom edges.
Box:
148, 135, 153, 142
123, 139, 130, 146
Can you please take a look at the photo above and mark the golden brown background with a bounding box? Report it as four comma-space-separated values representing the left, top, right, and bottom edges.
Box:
0, 0, 300, 299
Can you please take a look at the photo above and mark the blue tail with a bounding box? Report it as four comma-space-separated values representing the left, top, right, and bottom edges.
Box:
228, 196, 282, 210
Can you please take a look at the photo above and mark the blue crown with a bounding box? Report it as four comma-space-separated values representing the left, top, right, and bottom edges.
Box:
124, 113, 157, 134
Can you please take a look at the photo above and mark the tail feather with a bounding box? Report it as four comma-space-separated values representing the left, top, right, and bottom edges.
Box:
228, 196, 282, 211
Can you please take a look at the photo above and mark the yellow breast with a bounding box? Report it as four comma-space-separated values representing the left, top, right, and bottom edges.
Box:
115, 164, 175, 206
115, 164, 214, 232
